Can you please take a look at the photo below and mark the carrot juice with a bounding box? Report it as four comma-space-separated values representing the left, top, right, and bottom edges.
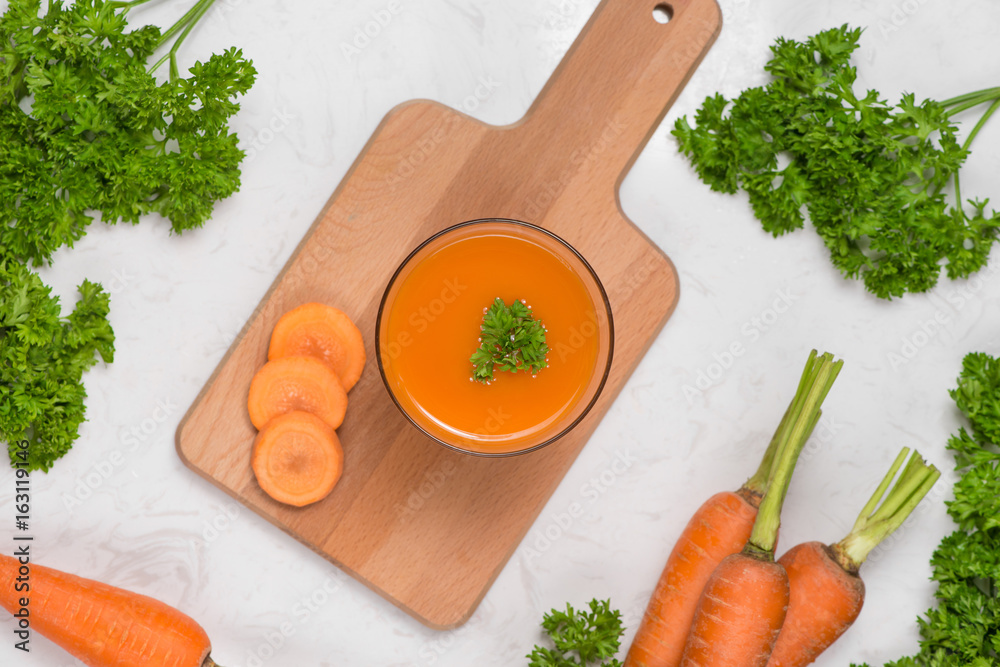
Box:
377, 220, 612, 455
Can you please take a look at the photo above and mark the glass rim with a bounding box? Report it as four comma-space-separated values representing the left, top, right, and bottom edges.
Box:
375, 217, 615, 458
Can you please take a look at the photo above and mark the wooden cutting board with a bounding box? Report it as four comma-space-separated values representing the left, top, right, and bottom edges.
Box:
177, 0, 721, 629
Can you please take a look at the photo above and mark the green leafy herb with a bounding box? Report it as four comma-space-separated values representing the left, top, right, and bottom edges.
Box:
470, 297, 549, 384
852, 352, 1000, 666
673, 25, 1000, 299
0, 0, 256, 267
0, 261, 115, 472
527, 598, 624, 667
0, 0, 254, 470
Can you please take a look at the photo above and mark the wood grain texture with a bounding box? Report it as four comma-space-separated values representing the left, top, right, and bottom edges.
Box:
176, 0, 721, 629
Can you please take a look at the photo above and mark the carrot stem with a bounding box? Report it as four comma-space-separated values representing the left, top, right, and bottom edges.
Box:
747, 351, 843, 556
744, 355, 824, 498
743, 403, 793, 497
834, 448, 941, 572
852, 447, 910, 524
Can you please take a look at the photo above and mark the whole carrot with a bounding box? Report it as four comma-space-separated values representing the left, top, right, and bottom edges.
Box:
680, 351, 843, 667
768, 447, 940, 667
623, 490, 760, 667
0, 554, 220, 667
625, 351, 826, 667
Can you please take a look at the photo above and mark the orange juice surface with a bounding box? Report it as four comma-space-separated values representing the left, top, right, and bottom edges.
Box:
382, 230, 600, 447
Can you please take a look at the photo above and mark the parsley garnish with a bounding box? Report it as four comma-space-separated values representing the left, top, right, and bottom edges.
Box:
673, 25, 1000, 299
528, 598, 624, 667
852, 352, 1000, 666
470, 298, 549, 384
1, 261, 114, 472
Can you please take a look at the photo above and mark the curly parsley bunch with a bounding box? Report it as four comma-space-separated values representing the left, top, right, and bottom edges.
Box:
0, 0, 256, 265
0, 0, 255, 470
674, 25, 1000, 299
0, 261, 114, 471
528, 599, 624, 667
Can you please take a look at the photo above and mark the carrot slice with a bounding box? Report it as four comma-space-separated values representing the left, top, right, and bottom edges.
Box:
268, 302, 366, 391
251, 411, 344, 507
248, 355, 348, 430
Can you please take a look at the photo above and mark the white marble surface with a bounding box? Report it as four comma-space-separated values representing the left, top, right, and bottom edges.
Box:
3, 0, 1000, 665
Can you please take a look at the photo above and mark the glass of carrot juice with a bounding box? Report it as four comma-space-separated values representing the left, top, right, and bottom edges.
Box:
376, 218, 613, 456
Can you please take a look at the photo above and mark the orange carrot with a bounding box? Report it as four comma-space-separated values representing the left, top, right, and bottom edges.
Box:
768, 542, 864, 667
251, 410, 344, 507
680, 552, 791, 666
680, 351, 842, 667
268, 302, 366, 392
768, 448, 939, 667
0, 554, 218, 667
624, 440, 780, 665
247, 355, 348, 430
625, 354, 820, 667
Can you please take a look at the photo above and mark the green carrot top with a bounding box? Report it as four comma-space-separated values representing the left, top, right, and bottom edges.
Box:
742, 403, 791, 499
833, 447, 940, 573
747, 350, 844, 557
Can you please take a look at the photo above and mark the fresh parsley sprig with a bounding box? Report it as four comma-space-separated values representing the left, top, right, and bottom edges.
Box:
673, 25, 1000, 299
470, 297, 549, 384
0, 0, 256, 267
528, 599, 624, 667
0, 0, 254, 470
1, 261, 115, 472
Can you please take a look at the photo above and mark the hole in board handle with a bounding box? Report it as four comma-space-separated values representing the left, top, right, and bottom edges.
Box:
652, 3, 673, 23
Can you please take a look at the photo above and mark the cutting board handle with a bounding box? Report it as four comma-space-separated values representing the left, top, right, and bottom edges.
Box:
521, 0, 722, 182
